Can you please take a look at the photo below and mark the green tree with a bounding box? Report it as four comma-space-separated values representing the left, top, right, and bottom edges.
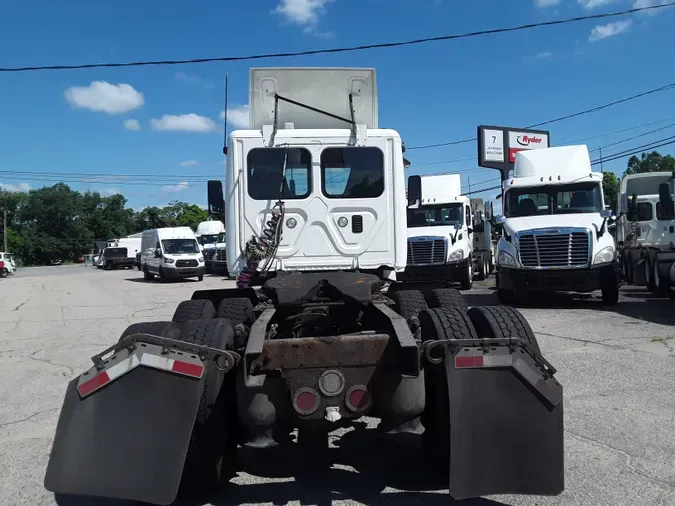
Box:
602, 172, 620, 212
625, 151, 675, 176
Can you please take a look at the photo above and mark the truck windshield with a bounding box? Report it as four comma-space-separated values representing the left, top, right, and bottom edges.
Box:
505, 183, 603, 217
407, 204, 463, 228
161, 239, 199, 254
198, 234, 219, 245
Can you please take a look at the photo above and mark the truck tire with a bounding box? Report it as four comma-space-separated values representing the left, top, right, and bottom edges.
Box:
119, 321, 180, 342
1, 268, 7, 278
419, 307, 478, 465
475, 252, 487, 281
652, 258, 670, 296
460, 261, 473, 290
172, 299, 216, 323
216, 297, 254, 326
390, 289, 428, 320
601, 281, 620, 304
467, 305, 541, 356
429, 287, 467, 312
175, 319, 238, 495
143, 266, 153, 281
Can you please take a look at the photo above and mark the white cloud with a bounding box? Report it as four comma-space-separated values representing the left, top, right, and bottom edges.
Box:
104, 188, 120, 195
221, 105, 250, 129
150, 114, 216, 133
64, 81, 144, 115
162, 182, 189, 193
589, 19, 632, 41
175, 72, 213, 88
179, 160, 200, 167
273, 0, 334, 33
535, 51, 553, 59
124, 119, 141, 131
577, 0, 619, 9
0, 182, 31, 193
162, 181, 189, 193
633, 0, 669, 15
535, 0, 561, 7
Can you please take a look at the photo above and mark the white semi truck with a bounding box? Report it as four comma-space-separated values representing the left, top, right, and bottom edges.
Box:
470, 197, 495, 279
195, 220, 225, 274
403, 174, 488, 289
495, 145, 620, 304
617, 171, 675, 294
44, 67, 564, 505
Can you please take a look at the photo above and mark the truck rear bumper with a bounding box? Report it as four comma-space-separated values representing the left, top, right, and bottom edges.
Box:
398, 258, 469, 283
498, 262, 619, 293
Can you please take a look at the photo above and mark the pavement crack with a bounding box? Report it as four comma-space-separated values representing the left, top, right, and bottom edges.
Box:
566, 429, 675, 490
13, 297, 30, 311
537, 331, 626, 349
0, 408, 59, 428
25, 350, 75, 376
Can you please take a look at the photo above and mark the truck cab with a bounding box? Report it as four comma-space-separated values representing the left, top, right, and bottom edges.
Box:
195, 220, 225, 274
495, 145, 619, 304
212, 67, 407, 282
617, 171, 675, 292
402, 174, 474, 289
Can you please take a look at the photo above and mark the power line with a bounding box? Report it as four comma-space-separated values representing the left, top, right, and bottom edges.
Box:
589, 123, 675, 151
408, 81, 675, 150
1, 3, 673, 73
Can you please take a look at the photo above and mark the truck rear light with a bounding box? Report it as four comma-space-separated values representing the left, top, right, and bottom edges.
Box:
345, 385, 371, 412
318, 369, 345, 397
293, 387, 320, 415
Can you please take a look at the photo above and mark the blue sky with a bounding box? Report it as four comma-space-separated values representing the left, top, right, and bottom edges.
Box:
0, 0, 673, 211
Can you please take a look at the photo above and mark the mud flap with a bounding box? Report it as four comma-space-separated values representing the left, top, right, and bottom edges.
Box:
44, 366, 204, 505
445, 348, 564, 499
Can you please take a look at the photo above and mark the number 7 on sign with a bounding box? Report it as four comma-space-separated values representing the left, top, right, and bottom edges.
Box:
492, 136, 496, 143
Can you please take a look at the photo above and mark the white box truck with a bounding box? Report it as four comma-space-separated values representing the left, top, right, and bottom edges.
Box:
494, 145, 620, 304
617, 171, 675, 294
140, 227, 205, 282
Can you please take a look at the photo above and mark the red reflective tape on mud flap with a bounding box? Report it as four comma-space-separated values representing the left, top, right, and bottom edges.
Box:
76, 344, 205, 399
453, 345, 562, 407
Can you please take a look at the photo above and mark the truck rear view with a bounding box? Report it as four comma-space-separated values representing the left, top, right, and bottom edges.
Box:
44, 67, 564, 505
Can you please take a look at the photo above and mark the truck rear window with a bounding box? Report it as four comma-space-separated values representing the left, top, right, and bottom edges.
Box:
247, 148, 312, 201
320, 147, 384, 199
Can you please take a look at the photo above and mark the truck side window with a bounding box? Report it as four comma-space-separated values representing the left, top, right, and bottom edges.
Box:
320, 147, 384, 199
629, 202, 653, 222
465, 206, 472, 227
247, 148, 312, 201
656, 202, 674, 221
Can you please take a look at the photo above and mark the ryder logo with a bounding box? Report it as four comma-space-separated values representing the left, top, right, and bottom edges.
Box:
516, 135, 544, 147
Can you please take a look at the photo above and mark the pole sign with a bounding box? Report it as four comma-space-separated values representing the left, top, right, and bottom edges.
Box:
477, 125, 550, 181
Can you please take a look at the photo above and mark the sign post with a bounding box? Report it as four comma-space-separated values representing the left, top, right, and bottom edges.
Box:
477, 125, 551, 182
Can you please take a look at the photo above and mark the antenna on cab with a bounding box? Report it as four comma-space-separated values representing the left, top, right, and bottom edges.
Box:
223, 74, 229, 156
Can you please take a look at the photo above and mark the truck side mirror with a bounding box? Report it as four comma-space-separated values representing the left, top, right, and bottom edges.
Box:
495, 215, 506, 225
154, 248, 162, 258
659, 182, 674, 217
600, 209, 612, 219
207, 180, 225, 216
454, 222, 461, 230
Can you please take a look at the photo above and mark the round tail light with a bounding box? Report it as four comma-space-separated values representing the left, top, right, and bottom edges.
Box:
293, 388, 319, 415
345, 385, 371, 412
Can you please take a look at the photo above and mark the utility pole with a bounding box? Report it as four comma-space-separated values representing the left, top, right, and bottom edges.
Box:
599, 147, 604, 173
3, 208, 7, 252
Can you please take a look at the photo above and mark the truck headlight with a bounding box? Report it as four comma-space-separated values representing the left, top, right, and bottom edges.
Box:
498, 250, 516, 267
198, 257, 204, 263
448, 249, 464, 262
593, 246, 615, 265
164, 258, 174, 264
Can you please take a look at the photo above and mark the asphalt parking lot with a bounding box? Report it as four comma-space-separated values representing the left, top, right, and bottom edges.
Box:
1, 265, 673, 506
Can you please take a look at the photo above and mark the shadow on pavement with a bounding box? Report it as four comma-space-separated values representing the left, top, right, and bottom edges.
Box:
54, 422, 505, 506
123, 277, 202, 284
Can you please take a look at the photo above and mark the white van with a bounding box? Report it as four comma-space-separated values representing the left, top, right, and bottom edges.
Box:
140, 227, 205, 282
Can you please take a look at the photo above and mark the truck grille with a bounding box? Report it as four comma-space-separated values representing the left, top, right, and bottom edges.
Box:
203, 249, 216, 260
176, 259, 199, 268
517, 231, 590, 268
407, 239, 446, 265
215, 248, 227, 262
